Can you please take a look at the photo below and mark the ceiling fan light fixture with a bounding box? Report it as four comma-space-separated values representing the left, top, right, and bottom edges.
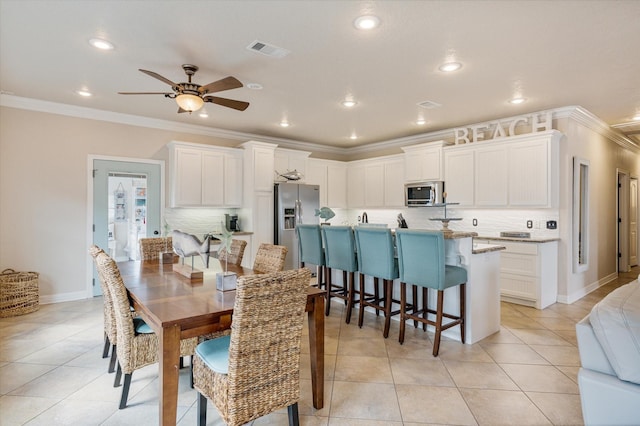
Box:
176, 93, 204, 112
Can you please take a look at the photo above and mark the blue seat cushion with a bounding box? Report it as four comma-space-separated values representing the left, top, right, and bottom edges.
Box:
195, 334, 231, 374
133, 317, 153, 334
444, 265, 468, 289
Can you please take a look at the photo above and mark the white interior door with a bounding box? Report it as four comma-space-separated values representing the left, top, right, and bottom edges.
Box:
618, 171, 630, 273
92, 159, 162, 296
630, 177, 638, 266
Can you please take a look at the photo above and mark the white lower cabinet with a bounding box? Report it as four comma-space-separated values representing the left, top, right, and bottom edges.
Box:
476, 239, 558, 309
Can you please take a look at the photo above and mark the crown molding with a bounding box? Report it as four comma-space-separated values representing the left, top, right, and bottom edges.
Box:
2, 95, 637, 156
0, 94, 345, 156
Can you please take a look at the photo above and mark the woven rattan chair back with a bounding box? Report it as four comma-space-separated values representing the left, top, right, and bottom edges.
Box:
94, 250, 197, 408
252, 243, 288, 273
193, 268, 311, 426
216, 239, 247, 267
139, 237, 173, 260
89, 245, 119, 368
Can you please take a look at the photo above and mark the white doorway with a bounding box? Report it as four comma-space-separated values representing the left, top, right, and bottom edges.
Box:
630, 177, 638, 267
88, 157, 164, 296
618, 170, 630, 273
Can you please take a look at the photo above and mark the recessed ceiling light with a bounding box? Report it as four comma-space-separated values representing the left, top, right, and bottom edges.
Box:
280, 120, 290, 127
438, 62, 462, 72
509, 97, 527, 105
354, 15, 380, 30
89, 38, 114, 50
349, 134, 358, 140
199, 110, 209, 118
416, 118, 426, 125
633, 113, 640, 121
76, 90, 92, 97
341, 99, 357, 108
246, 83, 263, 90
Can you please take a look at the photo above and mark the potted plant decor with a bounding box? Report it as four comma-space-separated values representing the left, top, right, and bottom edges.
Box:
215, 224, 237, 291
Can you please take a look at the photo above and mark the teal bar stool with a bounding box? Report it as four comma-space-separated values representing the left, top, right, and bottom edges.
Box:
321, 225, 358, 321
353, 227, 400, 338
296, 224, 326, 288
395, 229, 467, 357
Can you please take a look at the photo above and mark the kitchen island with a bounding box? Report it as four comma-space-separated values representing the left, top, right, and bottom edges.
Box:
350, 230, 504, 344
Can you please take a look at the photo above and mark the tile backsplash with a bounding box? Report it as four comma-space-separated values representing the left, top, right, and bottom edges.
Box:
327, 207, 560, 239
164, 208, 237, 237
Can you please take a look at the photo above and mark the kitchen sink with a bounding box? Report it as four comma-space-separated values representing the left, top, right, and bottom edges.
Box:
500, 231, 531, 238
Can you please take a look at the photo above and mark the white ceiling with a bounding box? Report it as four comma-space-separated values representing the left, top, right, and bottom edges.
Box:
1, 0, 639, 148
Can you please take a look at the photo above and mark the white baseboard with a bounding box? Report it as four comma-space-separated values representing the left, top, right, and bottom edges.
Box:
40, 291, 93, 305
557, 272, 618, 304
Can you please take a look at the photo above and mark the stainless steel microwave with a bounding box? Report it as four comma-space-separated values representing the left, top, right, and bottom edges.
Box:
405, 181, 444, 206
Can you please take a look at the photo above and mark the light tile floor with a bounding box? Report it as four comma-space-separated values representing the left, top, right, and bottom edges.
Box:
1, 268, 637, 425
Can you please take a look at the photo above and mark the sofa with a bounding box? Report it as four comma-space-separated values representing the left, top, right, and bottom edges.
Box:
576, 279, 640, 425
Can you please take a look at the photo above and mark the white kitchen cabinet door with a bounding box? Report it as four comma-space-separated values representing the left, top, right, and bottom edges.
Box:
306, 159, 328, 207
475, 145, 508, 206
402, 144, 443, 182
224, 153, 243, 207
508, 140, 549, 206
201, 151, 225, 206
444, 149, 474, 206
274, 148, 310, 183
327, 163, 347, 208
172, 148, 203, 206
253, 147, 275, 192
347, 165, 365, 208
364, 162, 385, 207
384, 159, 405, 207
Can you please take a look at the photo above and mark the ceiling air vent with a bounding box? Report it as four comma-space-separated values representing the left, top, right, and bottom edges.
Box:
247, 40, 290, 58
417, 100, 442, 109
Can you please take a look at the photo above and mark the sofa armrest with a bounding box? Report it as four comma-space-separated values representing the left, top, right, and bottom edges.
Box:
576, 315, 616, 376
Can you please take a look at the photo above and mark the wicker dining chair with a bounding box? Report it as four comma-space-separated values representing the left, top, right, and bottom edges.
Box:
193, 268, 311, 426
89, 245, 119, 373
252, 243, 288, 273
216, 239, 247, 267
139, 237, 173, 260
94, 250, 198, 409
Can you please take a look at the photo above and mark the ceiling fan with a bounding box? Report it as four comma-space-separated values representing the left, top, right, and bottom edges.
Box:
118, 64, 249, 113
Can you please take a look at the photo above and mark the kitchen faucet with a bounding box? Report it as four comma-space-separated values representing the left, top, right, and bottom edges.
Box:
362, 211, 368, 223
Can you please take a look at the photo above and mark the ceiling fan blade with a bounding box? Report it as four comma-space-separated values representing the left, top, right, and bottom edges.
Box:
204, 96, 250, 111
118, 91, 173, 95
199, 76, 243, 95
139, 69, 179, 88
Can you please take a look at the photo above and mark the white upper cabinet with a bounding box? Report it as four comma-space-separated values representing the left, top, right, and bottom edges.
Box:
305, 159, 328, 206
384, 158, 406, 207
169, 142, 243, 208
401, 142, 445, 182
475, 145, 508, 206
441, 130, 560, 208
347, 164, 365, 208
327, 162, 347, 208
444, 148, 474, 206
274, 148, 310, 183
348, 155, 404, 208
508, 139, 552, 206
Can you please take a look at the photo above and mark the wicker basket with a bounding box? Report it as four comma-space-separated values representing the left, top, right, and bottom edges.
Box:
0, 269, 40, 317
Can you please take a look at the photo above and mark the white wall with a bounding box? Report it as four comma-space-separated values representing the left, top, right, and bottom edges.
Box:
0, 107, 240, 303
1, 105, 638, 305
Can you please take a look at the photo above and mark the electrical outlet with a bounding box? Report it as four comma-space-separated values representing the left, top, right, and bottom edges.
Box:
526, 220, 533, 229
472, 218, 478, 226
546, 220, 557, 229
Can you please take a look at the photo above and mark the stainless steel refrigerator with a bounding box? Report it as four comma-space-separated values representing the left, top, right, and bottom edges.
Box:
274, 182, 320, 271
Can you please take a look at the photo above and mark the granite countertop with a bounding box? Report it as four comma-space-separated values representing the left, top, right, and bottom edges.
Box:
444, 231, 478, 239
472, 242, 506, 254
475, 235, 560, 243
231, 231, 253, 236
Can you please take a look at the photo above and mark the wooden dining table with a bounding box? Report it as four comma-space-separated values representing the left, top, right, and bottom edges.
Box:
117, 259, 325, 426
